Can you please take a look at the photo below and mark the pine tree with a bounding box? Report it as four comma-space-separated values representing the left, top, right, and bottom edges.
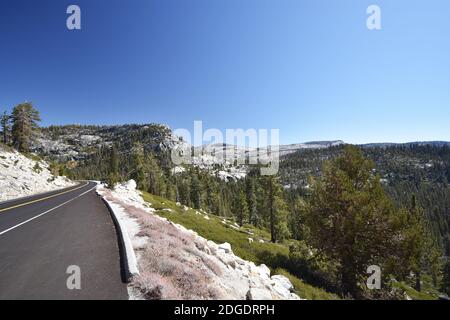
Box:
408, 195, 426, 291
165, 179, 177, 202
107, 145, 120, 187
289, 196, 309, 241
158, 174, 167, 198
265, 175, 290, 243
131, 142, 146, 189
218, 185, 231, 217
145, 151, 164, 196
178, 176, 191, 207
245, 177, 258, 225
305, 146, 402, 298
190, 173, 202, 209
1, 110, 11, 145
205, 176, 220, 214
441, 260, 450, 295
401, 195, 442, 292
11, 103, 41, 152
236, 189, 249, 227
255, 178, 267, 228
426, 241, 442, 288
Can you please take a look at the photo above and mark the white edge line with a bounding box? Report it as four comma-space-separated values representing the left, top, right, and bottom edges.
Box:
0, 185, 97, 236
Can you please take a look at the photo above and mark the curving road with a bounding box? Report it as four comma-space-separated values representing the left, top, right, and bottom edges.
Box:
0, 182, 128, 300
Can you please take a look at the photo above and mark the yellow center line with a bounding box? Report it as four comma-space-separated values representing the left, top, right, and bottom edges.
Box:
0, 182, 90, 214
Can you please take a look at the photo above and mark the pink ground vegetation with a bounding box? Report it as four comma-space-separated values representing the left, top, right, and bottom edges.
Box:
105, 194, 223, 300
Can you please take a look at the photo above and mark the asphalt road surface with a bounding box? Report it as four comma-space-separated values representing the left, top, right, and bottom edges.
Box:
0, 181, 128, 300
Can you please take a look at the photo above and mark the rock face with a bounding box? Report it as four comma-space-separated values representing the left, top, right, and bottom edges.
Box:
189, 237, 302, 300
31, 124, 180, 161
101, 180, 302, 300
0, 146, 75, 202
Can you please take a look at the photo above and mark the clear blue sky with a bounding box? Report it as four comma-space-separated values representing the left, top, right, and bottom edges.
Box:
0, 0, 449, 144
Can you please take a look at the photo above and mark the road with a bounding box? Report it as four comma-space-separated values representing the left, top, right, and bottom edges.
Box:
0, 181, 128, 300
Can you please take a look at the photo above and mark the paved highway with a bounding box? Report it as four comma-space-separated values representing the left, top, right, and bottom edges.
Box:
0, 182, 128, 300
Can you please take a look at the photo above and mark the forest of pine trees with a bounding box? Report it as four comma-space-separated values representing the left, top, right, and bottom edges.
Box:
1, 103, 449, 299
67, 140, 449, 298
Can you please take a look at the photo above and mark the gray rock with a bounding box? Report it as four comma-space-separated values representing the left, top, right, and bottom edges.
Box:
218, 242, 232, 253
271, 275, 294, 292
246, 288, 273, 300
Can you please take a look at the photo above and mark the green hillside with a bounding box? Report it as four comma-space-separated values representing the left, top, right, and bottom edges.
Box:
142, 191, 339, 300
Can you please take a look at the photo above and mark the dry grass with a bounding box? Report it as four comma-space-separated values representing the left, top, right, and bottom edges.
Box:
107, 195, 223, 300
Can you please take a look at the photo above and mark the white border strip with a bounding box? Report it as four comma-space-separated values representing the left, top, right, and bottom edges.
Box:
97, 192, 140, 282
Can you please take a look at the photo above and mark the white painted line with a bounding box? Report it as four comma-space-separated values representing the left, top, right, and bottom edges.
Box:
0, 185, 97, 236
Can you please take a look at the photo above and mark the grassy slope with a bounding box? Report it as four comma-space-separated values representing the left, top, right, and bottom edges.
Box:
141, 191, 339, 300
391, 274, 441, 300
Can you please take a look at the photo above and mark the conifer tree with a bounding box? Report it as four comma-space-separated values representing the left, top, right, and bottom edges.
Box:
165, 180, 177, 202
236, 189, 249, 227
245, 177, 258, 225
107, 145, 120, 187
145, 151, 164, 196
441, 260, 450, 295
11, 102, 41, 152
264, 175, 289, 243
190, 173, 202, 209
131, 142, 146, 189
401, 195, 442, 291
305, 146, 401, 298
178, 176, 191, 207
289, 196, 309, 241
205, 177, 220, 214
1, 110, 11, 145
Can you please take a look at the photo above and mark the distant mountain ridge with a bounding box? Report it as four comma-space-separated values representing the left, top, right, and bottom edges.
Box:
31, 123, 450, 163
361, 141, 450, 148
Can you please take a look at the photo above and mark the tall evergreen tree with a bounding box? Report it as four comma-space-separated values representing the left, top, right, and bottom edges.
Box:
408, 195, 426, 291
441, 260, 450, 295
205, 177, 220, 214
107, 145, 120, 187
245, 177, 258, 225
289, 196, 309, 241
305, 146, 402, 298
235, 189, 249, 227
401, 195, 442, 291
165, 179, 177, 202
145, 151, 165, 196
131, 142, 146, 189
178, 176, 191, 207
190, 173, 202, 209
1, 110, 11, 145
264, 175, 289, 243
11, 103, 41, 152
